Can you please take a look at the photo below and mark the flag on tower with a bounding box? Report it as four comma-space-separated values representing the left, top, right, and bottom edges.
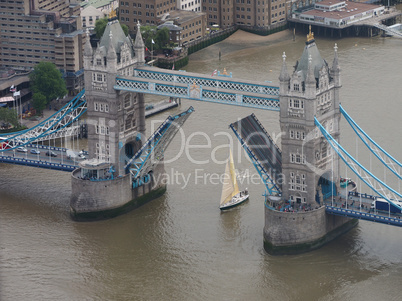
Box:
10, 85, 16, 92
172, 63, 175, 70
211, 69, 217, 77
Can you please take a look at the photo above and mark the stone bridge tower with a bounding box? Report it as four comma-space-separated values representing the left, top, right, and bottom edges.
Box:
263, 29, 357, 255
279, 28, 341, 206
83, 16, 146, 175
71, 17, 167, 220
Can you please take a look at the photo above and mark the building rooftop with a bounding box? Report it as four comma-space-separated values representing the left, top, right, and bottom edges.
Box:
301, 0, 383, 20
166, 10, 205, 24
0, 70, 31, 91
81, 0, 112, 9
58, 29, 85, 38
157, 21, 182, 31
99, 18, 134, 57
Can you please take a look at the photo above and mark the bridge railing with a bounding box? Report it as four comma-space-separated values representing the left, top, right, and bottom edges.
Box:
0, 155, 76, 172
326, 205, 402, 227
132, 69, 279, 96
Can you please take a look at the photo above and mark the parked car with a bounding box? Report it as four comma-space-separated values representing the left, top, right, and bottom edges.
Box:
17, 146, 27, 152
45, 150, 57, 157
30, 149, 40, 155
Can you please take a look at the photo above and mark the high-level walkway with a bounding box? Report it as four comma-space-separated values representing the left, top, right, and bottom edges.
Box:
115, 66, 280, 111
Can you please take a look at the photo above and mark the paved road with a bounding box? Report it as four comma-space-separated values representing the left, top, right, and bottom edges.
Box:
2, 145, 85, 166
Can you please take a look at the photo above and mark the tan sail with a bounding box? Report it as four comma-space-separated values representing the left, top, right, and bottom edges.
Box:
220, 149, 239, 206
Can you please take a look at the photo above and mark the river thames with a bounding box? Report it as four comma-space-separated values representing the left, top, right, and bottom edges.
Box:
1, 21, 402, 300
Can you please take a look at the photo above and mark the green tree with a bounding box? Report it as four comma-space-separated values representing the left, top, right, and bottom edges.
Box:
95, 17, 108, 39
155, 27, 170, 49
0, 107, 19, 128
95, 17, 129, 39
29, 62, 67, 105
141, 25, 157, 45
121, 23, 129, 36
142, 27, 170, 51
32, 92, 47, 114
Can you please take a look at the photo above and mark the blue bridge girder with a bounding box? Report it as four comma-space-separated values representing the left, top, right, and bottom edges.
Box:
340, 104, 402, 181
315, 116, 402, 209
114, 66, 280, 111
325, 206, 402, 227
127, 106, 194, 182
0, 90, 87, 151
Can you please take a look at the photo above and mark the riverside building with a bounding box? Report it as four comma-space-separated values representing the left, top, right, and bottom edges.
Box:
0, 0, 86, 94
201, 0, 288, 28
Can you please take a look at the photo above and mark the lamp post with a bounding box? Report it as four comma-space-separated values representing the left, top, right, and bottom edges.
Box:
13, 90, 22, 125
13, 95, 17, 115
151, 38, 154, 66
19, 93, 22, 125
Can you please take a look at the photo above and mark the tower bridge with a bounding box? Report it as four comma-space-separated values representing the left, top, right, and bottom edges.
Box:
0, 17, 401, 253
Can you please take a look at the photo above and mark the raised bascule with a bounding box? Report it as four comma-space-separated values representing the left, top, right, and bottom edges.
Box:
1, 18, 401, 253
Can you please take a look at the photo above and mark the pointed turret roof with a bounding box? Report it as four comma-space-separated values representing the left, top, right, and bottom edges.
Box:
99, 18, 134, 59
306, 55, 316, 85
84, 28, 93, 56
295, 26, 327, 82
134, 21, 144, 48
331, 43, 340, 72
107, 31, 117, 60
279, 52, 290, 82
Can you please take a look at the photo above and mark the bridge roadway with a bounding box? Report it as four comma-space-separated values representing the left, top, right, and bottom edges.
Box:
325, 204, 402, 227
324, 192, 402, 227
0, 144, 84, 172
266, 183, 402, 227
114, 66, 280, 111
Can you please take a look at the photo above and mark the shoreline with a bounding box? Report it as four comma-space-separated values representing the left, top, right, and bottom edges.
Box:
225, 28, 293, 44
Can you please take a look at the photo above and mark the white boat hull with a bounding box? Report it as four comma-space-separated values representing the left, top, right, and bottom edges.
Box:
220, 192, 249, 210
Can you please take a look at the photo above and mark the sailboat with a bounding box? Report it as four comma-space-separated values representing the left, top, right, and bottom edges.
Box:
219, 149, 249, 210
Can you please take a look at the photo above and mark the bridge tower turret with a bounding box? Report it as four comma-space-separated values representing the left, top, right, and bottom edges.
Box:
134, 21, 145, 66
279, 27, 342, 207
